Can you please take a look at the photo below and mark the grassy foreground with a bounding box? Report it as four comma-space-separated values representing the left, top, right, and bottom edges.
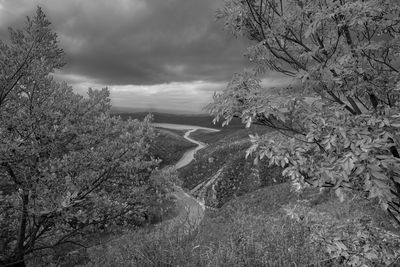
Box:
81, 183, 400, 266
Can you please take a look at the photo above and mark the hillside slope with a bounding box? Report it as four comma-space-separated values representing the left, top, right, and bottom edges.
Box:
178, 125, 284, 207
84, 183, 400, 266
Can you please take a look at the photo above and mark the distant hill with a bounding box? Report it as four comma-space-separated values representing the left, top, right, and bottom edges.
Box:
112, 111, 243, 129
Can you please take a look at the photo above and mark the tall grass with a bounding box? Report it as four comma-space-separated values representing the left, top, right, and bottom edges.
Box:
82, 208, 324, 266
80, 183, 400, 267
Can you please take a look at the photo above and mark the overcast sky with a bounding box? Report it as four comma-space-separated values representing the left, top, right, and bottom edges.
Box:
0, 0, 289, 113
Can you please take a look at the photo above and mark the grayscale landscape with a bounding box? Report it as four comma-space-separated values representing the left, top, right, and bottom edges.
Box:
1, 0, 400, 266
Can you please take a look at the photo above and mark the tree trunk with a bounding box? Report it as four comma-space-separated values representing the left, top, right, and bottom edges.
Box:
11, 190, 29, 267
389, 145, 400, 197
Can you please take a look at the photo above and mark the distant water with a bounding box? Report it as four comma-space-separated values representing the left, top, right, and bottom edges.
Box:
153, 123, 219, 132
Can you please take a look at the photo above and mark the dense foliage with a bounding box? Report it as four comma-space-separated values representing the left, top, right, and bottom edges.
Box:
209, 0, 400, 222
0, 8, 157, 266
208, 0, 400, 264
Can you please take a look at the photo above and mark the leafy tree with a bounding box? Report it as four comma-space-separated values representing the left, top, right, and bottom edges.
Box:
0, 8, 157, 266
208, 0, 400, 224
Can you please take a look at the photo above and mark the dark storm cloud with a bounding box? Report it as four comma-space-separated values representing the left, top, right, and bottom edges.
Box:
0, 0, 291, 113
0, 0, 250, 85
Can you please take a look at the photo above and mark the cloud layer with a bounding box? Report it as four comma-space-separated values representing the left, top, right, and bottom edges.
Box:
0, 0, 288, 113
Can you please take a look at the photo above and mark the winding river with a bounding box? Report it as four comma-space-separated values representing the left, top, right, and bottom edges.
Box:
152, 123, 220, 169
151, 123, 220, 233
